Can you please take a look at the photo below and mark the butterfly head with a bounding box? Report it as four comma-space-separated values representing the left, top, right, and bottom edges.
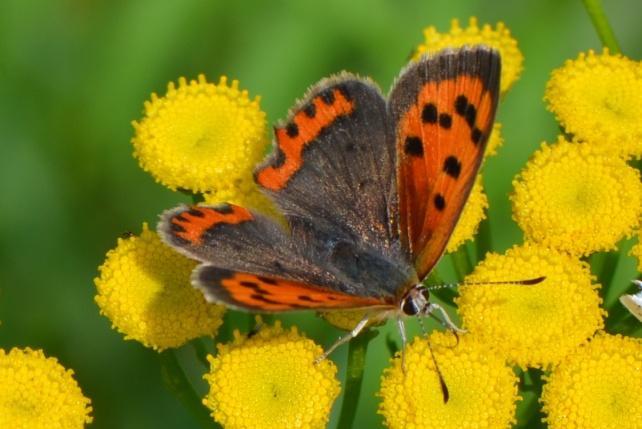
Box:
400, 285, 432, 316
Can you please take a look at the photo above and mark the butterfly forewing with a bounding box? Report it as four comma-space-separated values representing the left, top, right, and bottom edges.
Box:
388, 47, 501, 281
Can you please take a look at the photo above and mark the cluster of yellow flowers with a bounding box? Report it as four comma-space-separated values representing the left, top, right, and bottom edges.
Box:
86, 14, 642, 429
454, 34, 642, 429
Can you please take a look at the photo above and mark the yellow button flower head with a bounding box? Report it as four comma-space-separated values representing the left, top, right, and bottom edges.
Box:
457, 243, 605, 368
485, 122, 504, 157
415, 18, 524, 94
133, 75, 267, 192
378, 332, 519, 429
94, 223, 224, 350
446, 175, 488, 253
541, 333, 642, 429
0, 347, 92, 428
203, 176, 281, 220
511, 137, 642, 256
203, 320, 340, 429
545, 49, 642, 158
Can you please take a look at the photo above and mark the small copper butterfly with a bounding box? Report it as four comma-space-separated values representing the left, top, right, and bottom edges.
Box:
160, 45, 501, 358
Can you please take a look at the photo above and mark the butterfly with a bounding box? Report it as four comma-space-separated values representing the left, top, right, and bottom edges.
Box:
159, 46, 501, 357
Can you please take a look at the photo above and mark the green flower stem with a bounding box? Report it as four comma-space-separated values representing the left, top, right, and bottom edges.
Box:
450, 245, 473, 281
159, 350, 221, 429
515, 368, 546, 429
475, 217, 493, 264
589, 251, 621, 307
581, 0, 622, 54
191, 338, 211, 367
336, 329, 377, 429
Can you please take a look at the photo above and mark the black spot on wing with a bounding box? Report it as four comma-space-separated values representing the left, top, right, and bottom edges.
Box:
286, 122, 299, 138
422, 103, 438, 123
471, 128, 483, 145
404, 136, 424, 156
443, 156, 461, 179
303, 103, 316, 118
438, 113, 452, 129
320, 89, 335, 105
257, 276, 278, 285
434, 194, 446, 211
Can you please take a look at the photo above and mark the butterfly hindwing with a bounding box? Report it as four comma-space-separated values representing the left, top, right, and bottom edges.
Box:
160, 203, 340, 288
194, 266, 390, 312
254, 75, 400, 257
388, 47, 501, 279
158, 203, 402, 306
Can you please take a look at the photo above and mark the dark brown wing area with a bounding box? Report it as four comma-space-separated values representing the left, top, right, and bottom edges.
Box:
388, 46, 500, 281
254, 76, 402, 261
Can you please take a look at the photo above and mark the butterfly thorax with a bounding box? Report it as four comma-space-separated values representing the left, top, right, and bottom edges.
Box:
323, 238, 417, 300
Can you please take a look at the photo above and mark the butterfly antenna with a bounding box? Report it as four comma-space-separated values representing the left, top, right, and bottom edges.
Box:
425, 276, 545, 291
427, 337, 449, 403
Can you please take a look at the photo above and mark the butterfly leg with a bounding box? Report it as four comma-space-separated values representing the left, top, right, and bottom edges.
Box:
315, 315, 370, 363
396, 316, 408, 372
428, 302, 466, 333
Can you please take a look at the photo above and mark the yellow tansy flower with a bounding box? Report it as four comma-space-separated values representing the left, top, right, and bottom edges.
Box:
378, 332, 519, 429
203, 176, 280, 220
457, 243, 605, 368
415, 18, 523, 94
511, 137, 642, 256
541, 333, 642, 429
0, 348, 92, 428
132, 75, 267, 192
94, 223, 224, 350
545, 49, 642, 158
446, 176, 488, 253
485, 122, 504, 157
203, 321, 340, 429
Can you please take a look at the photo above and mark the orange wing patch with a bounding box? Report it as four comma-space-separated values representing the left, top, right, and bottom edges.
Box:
256, 87, 355, 191
170, 204, 253, 245
198, 267, 390, 312
397, 75, 497, 278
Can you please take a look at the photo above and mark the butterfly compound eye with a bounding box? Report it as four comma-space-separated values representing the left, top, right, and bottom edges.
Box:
402, 297, 420, 316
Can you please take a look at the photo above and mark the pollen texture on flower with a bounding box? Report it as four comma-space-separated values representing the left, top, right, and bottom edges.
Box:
132, 75, 267, 192
511, 137, 642, 256
203, 321, 340, 429
0, 348, 92, 428
446, 175, 488, 253
415, 17, 523, 94
94, 223, 224, 350
203, 177, 281, 220
545, 49, 642, 158
485, 122, 504, 157
541, 333, 642, 429
378, 332, 519, 429
457, 243, 605, 368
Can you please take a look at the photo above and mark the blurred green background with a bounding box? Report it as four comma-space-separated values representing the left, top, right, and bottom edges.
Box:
1, 0, 641, 427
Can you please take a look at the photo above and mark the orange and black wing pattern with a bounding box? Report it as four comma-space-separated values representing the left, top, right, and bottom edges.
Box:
194, 266, 391, 312
158, 203, 399, 309
254, 76, 401, 258
388, 46, 501, 280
